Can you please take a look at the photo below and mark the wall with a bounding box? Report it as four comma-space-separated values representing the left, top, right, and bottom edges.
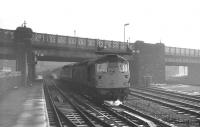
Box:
0, 72, 21, 95
129, 41, 165, 87
187, 64, 200, 84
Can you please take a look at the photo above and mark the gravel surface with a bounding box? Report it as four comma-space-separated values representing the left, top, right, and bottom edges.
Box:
128, 84, 200, 127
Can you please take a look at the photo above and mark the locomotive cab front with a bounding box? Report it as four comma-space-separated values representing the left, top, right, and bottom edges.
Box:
95, 55, 130, 102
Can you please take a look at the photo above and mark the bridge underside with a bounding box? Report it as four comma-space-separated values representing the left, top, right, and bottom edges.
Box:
37, 56, 87, 62
34, 47, 101, 62
0, 54, 16, 60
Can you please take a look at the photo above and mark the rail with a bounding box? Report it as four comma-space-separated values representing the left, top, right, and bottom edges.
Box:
43, 81, 63, 127
44, 79, 96, 127
56, 84, 138, 127
119, 104, 176, 127
138, 87, 200, 103
130, 89, 200, 117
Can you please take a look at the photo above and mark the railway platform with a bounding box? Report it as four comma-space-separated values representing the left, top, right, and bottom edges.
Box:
0, 82, 49, 127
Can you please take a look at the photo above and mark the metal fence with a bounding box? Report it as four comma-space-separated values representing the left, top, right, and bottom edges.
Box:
165, 47, 200, 57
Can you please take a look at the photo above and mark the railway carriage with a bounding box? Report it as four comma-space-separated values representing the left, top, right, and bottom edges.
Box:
59, 54, 130, 104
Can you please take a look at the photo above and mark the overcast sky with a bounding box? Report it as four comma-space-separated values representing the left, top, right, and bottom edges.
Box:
1, 0, 200, 49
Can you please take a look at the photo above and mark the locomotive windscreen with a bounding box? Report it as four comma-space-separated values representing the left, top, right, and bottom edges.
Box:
96, 63, 108, 72
118, 63, 129, 72
96, 55, 129, 73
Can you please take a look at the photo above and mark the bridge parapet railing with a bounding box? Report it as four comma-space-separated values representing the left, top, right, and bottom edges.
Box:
0, 28, 133, 53
165, 46, 200, 57
96, 39, 130, 51
31, 32, 133, 53
0, 29, 14, 43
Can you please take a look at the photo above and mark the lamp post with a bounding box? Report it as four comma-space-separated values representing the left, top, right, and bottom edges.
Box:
74, 30, 76, 37
124, 23, 130, 42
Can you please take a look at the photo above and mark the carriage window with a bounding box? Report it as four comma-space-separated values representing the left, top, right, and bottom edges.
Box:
119, 63, 129, 72
96, 63, 108, 72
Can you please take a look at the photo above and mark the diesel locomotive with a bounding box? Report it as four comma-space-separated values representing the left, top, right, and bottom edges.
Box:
58, 54, 130, 104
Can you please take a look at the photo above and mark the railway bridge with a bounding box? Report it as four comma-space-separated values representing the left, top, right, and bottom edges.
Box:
1, 26, 200, 86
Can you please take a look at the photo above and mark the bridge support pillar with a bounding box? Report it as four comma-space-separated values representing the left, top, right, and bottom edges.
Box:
129, 41, 165, 87
28, 52, 36, 82
16, 44, 27, 86
14, 26, 33, 86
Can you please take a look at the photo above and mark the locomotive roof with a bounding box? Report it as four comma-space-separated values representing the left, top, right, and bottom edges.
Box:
62, 54, 128, 67
68, 60, 89, 66
62, 63, 75, 68
93, 54, 128, 63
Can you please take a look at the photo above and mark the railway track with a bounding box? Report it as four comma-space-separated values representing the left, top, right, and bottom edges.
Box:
54, 84, 147, 127
43, 81, 64, 127
45, 80, 138, 127
44, 80, 98, 127
44, 79, 177, 127
70, 85, 176, 127
131, 88, 200, 110
79, 93, 175, 126
106, 104, 176, 127
129, 88, 200, 126
142, 87, 200, 103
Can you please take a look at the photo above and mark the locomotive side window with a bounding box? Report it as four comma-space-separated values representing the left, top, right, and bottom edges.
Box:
118, 63, 129, 72
96, 63, 108, 72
